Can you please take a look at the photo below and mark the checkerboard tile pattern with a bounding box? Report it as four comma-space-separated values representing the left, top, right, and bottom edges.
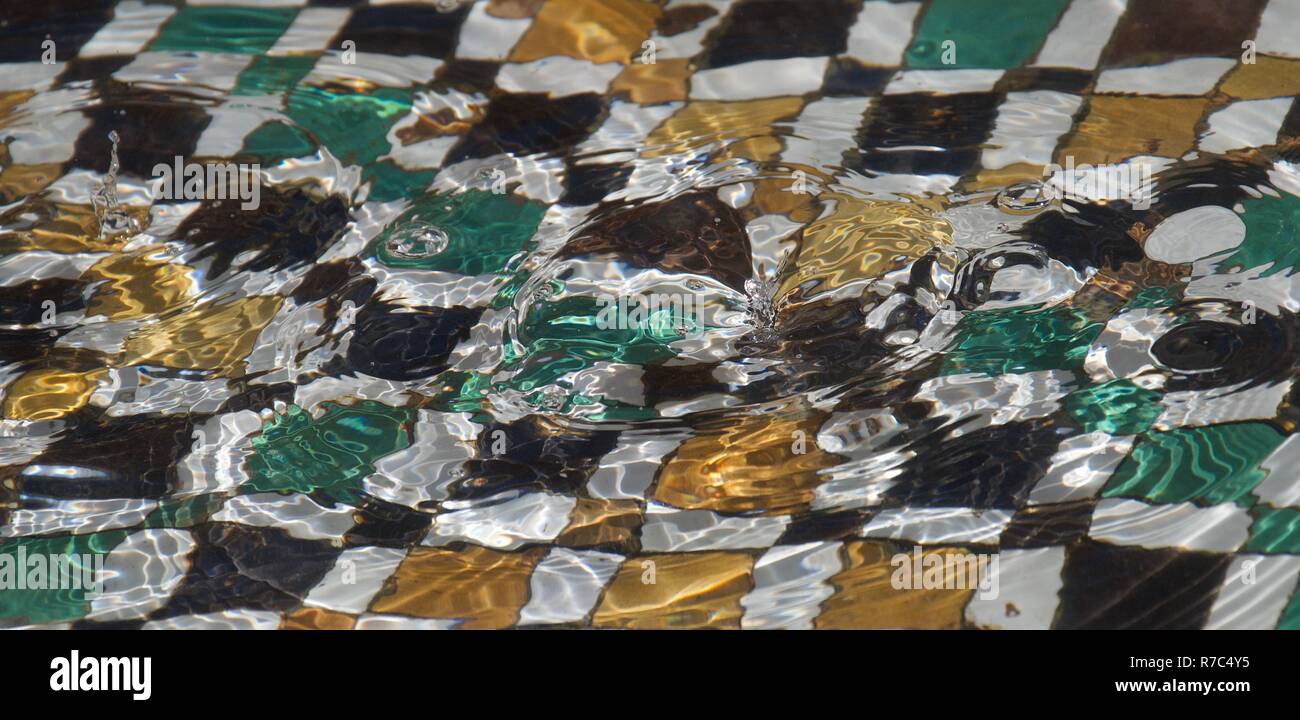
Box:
2, 0, 1300, 630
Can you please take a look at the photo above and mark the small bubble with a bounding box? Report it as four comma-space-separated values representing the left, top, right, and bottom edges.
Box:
386, 224, 449, 259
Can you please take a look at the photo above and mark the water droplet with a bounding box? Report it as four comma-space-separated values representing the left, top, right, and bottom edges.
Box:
92, 130, 142, 239
996, 181, 1052, 213
535, 386, 565, 411
386, 224, 449, 259
686, 278, 705, 291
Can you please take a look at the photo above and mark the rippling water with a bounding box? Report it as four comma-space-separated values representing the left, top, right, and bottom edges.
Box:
3, 0, 1300, 629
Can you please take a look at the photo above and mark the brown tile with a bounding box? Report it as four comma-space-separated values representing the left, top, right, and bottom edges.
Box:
1219, 56, 1300, 100
644, 97, 806, 163
282, 606, 356, 630
654, 410, 839, 516
510, 0, 661, 65
815, 541, 975, 629
369, 545, 546, 629
2, 368, 107, 422
84, 252, 195, 321
119, 295, 283, 374
557, 498, 642, 551
1057, 96, 1208, 165
0, 163, 63, 201
610, 58, 689, 104
591, 552, 754, 629
1102, 0, 1268, 67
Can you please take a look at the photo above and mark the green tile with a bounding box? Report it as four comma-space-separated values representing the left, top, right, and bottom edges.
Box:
906, 0, 1069, 69
1245, 506, 1300, 554
151, 6, 298, 55
1278, 586, 1300, 629
363, 160, 438, 204
941, 304, 1103, 377
240, 120, 317, 162
1219, 193, 1300, 277
245, 401, 414, 504
370, 190, 546, 275
284, 85, 412, 167
1065, 379, 1164, 436
233, 55, 317, 96
502, 295, 685, 391
1103, 423, 1286, 505
0, 531, 129, 626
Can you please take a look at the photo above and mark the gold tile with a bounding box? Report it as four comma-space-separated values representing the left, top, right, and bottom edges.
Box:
643, 97, 806, 163
1219, 56, 1300, 99
509, 0, 661, 65
84, 252, 195, 321
119, 295, 282, 373
487, 0, 545, 19
282, 606, 356, 630
750, 175, 822, 222
0, 202, 144, 254
815, 541, 975, 629
369, 545, 546, 629
0, 163, 64, 201
776, 193, 953, 305
610, 58, 690, 104
1058, 96, 1208, 166
2, 368, 107, 422
591, 552, 754, 629
557, 498, 642, 550
966, 162, 1049, 193
654, 410, 838, 515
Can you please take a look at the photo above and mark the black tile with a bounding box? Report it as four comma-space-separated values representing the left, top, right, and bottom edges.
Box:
1102, 0, 1268, 68
17, 416, 198, 500
884, 419, 1063, 510
1000, 500, 1094, 549
176, 188, 351, 281
56, 55, 132, 87
346, 301, 483, 381
330, 3, 471, 60
0, 278, 87, 325
1055, 541, 1232, 629
0, 0, 114, 63
849, 92, 1001, 177
444, 92, 605, 164
995, 67, 1093, 94
558, 190, 752, 292
822, 58, 894, 96
698, 0, 861, 69
150, 523, 341, 621
73, 88, 212, 176
776, 509, 873, 545
562, 160, 631, 205
434, 59, 501, 94
344, 495, 433, 548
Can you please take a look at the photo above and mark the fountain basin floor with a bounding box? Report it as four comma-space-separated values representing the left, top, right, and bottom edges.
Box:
2, 0, 1300, 629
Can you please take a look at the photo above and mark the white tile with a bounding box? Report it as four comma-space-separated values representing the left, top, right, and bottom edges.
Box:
1089, 498, 1251, 552
844, 1, 922, 66
1256, 434, 1300, 508
1255, 0, 1300, 59
89, 529, 196, 622
861, 507, 1014, 545
741, 542, 843, 629
517, 548, 625, 625
454, 2, 531, 61
884, 69, 1003, 95
964, 547, 1066, 630
780, 96, 872, 172
143, 610, 283, 630
639, 503, 789, 551
354, 614, 458, 630
210, 492, 358, 542
1095, 57, 1236, 95
0, 62, 65, 92
496, 57, 622, 96
114, 52, 254, 93
1029, 432, 1134, 505
304, 546, 410, 614
1199, 97, 1293, 153
982, 90, 1083, 169
1032, 0, 1127, 69
306, 52, 441, 88
423, 492, 577, 550
1206, 554, 1300, 629
268, 7, 350, 56
193, 95, 283, 157
79, 1, 177, 58
690, 57, 829, 100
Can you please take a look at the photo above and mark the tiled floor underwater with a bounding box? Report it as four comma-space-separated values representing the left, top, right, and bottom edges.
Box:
1, 0, 1300, 629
